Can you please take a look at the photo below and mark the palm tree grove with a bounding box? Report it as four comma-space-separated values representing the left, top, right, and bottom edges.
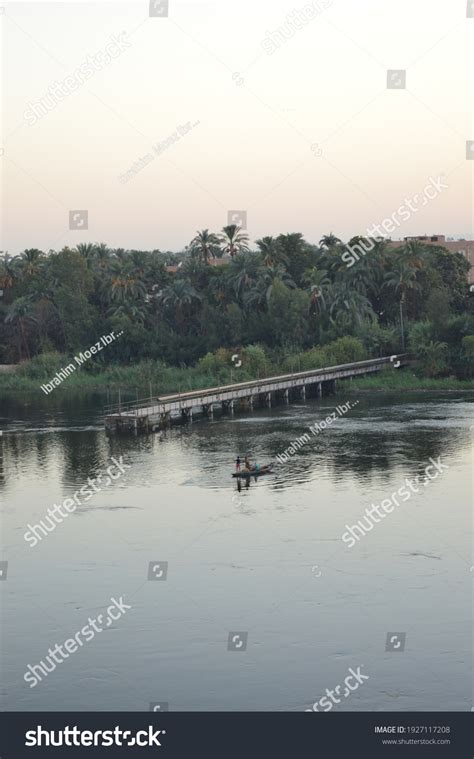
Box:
1, 229, 473, 391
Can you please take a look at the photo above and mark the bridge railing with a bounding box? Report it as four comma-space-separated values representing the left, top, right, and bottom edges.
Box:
103, 354, 411, 417
103, 395, 162, 417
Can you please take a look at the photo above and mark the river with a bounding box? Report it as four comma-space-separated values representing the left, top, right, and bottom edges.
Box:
0, 390, 472, 712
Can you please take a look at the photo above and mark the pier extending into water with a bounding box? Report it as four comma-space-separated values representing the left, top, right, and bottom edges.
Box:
104, 355, 410, 433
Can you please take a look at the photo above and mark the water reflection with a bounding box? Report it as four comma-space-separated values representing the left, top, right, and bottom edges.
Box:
0, 389, 472, 712
0, 392, 472, 492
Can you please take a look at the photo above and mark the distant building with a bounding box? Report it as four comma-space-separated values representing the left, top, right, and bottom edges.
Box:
388, 235, 474, 285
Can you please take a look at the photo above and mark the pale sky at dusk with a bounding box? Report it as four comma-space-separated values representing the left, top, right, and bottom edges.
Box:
1, 0, 473, 254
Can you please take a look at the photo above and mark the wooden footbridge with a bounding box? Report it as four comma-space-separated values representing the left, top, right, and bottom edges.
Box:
104, 355, 410, 433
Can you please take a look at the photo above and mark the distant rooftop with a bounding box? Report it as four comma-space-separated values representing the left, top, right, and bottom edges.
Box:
405, 234, 447, 242
395, 234, 472, 243
387, 235, 474, 284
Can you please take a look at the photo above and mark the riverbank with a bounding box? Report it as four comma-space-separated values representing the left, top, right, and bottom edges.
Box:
0, 361, 217, 396
341, 369, 474, 392
1, 360, 472, 396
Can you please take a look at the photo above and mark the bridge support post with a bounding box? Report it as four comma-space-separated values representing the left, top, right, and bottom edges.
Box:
160, 412, 170, 429
300, 385, 306, 400
283, 389, 289, 404
222, 400, 233, 414
249, 396, 253, 410
317, 382, 322, 397
266, 392, 272, 408
202, 404, 213, 418
182, 407, 193, 422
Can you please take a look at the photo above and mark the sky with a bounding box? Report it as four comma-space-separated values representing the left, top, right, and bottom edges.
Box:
1, 0, 473, 254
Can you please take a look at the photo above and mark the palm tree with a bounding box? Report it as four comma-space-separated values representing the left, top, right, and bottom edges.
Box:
75, 243, 111, 273
128, 250, 149, 274
190, 229, 220, 264
402, 240, 426, 270
255, 236, 288, 268
319, 233, 341, 249
108, 301, 147, 325
109, 260, 146, 303
75, 243, 97, 261
111, 248, 129, 265
384, 259, 421, 350
275, 232, 312, 285
226, 252, 260, 299
182, 257, 207, 277
0, 253, 18, 288
244, 264, 295, 309
5, 297, 37, 360
93, 244, 111, 274
302, 267, 331, 316
208, 269, 229, 305
329, 284, 375, 331
278, 232, 306, 255
159, 279, 201, 326
19, 249, 44, 278
344, 238, 389, 317
219, 224, 249, 258
95, 243, 110, 257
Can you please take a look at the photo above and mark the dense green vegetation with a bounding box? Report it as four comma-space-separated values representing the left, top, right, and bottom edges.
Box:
342, 368, 473, 391
1, 229, 473, 391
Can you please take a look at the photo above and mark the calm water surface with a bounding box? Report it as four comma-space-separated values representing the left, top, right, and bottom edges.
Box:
1, 390, 472, 711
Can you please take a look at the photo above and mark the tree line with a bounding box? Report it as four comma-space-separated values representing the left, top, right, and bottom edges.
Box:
1, 226, 473, 380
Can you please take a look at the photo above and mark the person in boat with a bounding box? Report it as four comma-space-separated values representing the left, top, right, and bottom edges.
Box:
235, 456, 241, 472
244, 455, 251, 471
254, 462, 260, 474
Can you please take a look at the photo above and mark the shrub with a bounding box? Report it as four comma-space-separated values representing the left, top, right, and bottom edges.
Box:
298, 348, 328, 370
460, 335, 474, 379
408, 321, 433, 353
18, 352, 68, 379
355, 321, 399, 357
461, 335, 474, 358
197, 348, 231, 375
241, 344, 268, 377
323, 336, 367, 365
418, 340, 449, 378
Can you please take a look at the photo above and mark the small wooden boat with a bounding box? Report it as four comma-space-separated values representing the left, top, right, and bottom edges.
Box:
232, 463, 274, 478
